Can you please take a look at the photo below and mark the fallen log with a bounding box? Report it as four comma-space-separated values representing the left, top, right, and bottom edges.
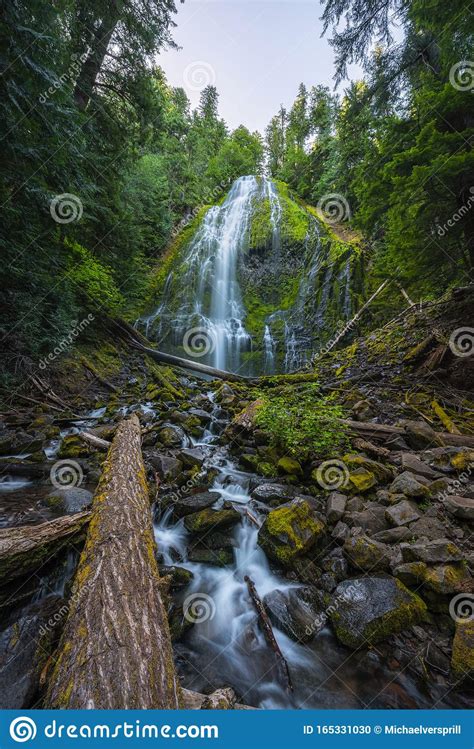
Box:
244, 575, 293, 693
78, 431, 110, 451
0, 512, 90, 586
46, 413, 181, 709
341, 419, 474, 448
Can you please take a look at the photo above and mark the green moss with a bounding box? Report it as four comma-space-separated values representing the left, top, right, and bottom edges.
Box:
347, 468, 376, 493
277, 456, 303, 476
451, 620, 474, 680
262, 500, 325, 565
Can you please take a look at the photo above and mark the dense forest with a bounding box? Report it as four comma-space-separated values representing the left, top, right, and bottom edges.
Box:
1, 0, 473, 376
0, 0, 473, 716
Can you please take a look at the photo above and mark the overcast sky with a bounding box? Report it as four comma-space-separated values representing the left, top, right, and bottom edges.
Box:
157, 0, 363, 134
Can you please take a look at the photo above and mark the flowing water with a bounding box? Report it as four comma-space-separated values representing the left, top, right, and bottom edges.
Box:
153, 394, 451, 710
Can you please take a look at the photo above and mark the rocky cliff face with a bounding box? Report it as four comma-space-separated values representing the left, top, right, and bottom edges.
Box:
139, 176, 365, 375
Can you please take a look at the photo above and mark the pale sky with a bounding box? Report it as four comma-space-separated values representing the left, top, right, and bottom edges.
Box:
157, 0, 363, 135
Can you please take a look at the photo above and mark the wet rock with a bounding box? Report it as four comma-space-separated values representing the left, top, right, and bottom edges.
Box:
0, 596, 62, 708
326, 492, 347, 523
372, 527, 412, 544
385, 500, 421, 526
321, 549, 348, 581
188, 408, 213, 425
292, 557, 322, 584
171, 491, 220, 518
187, 546, 233, 566
178, 448, 206, 469
159, 565, 194, 591
389, 471, 431, 500
251, 484, 296, 505
451, 620, 474, 681
400, 539, 464, 565
58, 434, 90, 459
258, 498, 326, 568
343, 535, 392, 572
263, 586, 326, 642
148, 454, 183, 482
201, 687, 237, 709
184, 506, 241, 534
403, 421, 444, 451
158, 424, 188, 448
345, 506, 389, 535
330, 576, 427, 649
401, 453, 443, 480
45, 487, 93, 514
444, 495, 474, 522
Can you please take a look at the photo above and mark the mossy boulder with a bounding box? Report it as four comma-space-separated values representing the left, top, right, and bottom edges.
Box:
184, 506, 241, 534
277, 456, 303, 477
58, 435, 90, 459
347, 468, 377, 494
393, 561, 470, 595
343, 455, 393, 484
343, 535, 392, 573
330, 576, 427, 649
258, 498, 326, 568
389, 471, 431, 500
451, 620, 474, 681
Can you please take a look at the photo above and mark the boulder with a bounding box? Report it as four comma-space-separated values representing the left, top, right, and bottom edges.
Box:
403, 421, 444, 451
393, 561, 470, 594
326, 492, 347, 523
258, 499, 326, 568
263, 586, 325, 642
385, 500, 421, 526
159, 565, 194, 591
372, 527, 412, 544
277, 456, 303, 477
184, 506, 241, 534
389, 471, 431, 499
158, 424, 188, 448
178, 448, 206, 469
401, 453, 442, 480
408, 515, 447, 540
332, 521, 350, 544
347, 468, 377, 494
251, 484, 296, 505
444, 495, 474, 522
345, 506, 389, 535
45, 487, 93, 514
343, 535, 391, 572
329, 576, 427, 649
344, 455, 394, 484
400, 539, 464, 565
171, 491, 220, 518
148, 454, 183, 482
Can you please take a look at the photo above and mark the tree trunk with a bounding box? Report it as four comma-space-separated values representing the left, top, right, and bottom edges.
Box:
0, 513, 89, 585
73, 2, 122, 111
340, 419, 474, 448
45, 414, 181, 709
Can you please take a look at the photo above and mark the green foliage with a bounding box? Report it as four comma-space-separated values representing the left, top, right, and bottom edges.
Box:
66, 242, 123, 314
254, 385, 349, 459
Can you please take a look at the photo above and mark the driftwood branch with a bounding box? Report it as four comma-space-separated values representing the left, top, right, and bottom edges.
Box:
45, 414, 180, 709
78, 431, 111, 451
244, 575, 292, 693
0, 512, 90, 585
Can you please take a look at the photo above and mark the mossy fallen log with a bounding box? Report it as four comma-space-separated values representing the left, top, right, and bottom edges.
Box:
341, 419, 474, 448
45, 413, 181, 709
0, 512, 90, 586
